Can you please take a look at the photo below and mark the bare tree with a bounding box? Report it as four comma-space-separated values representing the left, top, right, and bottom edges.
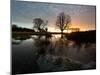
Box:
33, 18, 48, 32
56, 12, 71, 35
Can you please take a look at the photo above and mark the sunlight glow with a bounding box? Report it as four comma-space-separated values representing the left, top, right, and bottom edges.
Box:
53, 34, 61, 38
67, 30, 72, 33
48, 26, 73, 33
64, 30, 72, 33
48, 27, 61, 32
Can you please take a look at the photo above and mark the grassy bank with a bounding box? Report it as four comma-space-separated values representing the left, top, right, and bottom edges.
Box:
65, 30, 96, 43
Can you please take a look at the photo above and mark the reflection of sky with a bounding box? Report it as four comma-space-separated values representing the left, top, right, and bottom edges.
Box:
11, 0, 96, 31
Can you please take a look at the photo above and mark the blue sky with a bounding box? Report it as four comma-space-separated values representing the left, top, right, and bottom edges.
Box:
11, 0, 96, 31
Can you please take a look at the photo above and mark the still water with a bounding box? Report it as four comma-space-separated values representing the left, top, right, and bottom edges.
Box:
12, 34, 96, 74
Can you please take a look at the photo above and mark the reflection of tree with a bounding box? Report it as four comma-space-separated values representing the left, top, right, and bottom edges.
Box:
32, 35, 51, 55
54, 37, 67, 56
31, 35, 83, 72
12, 39, 22, 45
12, 34, 31, 44
31, 35, 53, 71
32, 35, 68, 57
56, 12, 71, 38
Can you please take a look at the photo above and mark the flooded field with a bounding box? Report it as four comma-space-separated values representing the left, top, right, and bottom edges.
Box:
12, 34, 96, 74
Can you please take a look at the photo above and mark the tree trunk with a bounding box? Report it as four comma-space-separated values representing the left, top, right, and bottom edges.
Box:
61, 30, 63, 38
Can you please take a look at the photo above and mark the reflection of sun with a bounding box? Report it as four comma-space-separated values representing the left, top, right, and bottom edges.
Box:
53, 34, 61, 38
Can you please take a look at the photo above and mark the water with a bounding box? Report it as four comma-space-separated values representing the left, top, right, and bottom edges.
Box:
12, 34, 96, 74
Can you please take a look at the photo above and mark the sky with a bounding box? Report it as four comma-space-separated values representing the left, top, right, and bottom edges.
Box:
11, 0, 96, 32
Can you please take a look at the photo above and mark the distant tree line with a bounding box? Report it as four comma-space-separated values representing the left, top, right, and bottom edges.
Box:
66, 30, 96, 43
12, 24, 35, 32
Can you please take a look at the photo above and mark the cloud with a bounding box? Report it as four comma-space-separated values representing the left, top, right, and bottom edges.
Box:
11, 1, 96, 31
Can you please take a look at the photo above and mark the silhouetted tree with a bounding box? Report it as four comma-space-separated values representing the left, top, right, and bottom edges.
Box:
33, 18, 48, 32
56, 12, 71, 37
12, 24, 18, 29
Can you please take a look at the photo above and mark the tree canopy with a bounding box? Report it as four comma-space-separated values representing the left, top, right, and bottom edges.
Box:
33, 18, 48, 32
56, 12, 71, 33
